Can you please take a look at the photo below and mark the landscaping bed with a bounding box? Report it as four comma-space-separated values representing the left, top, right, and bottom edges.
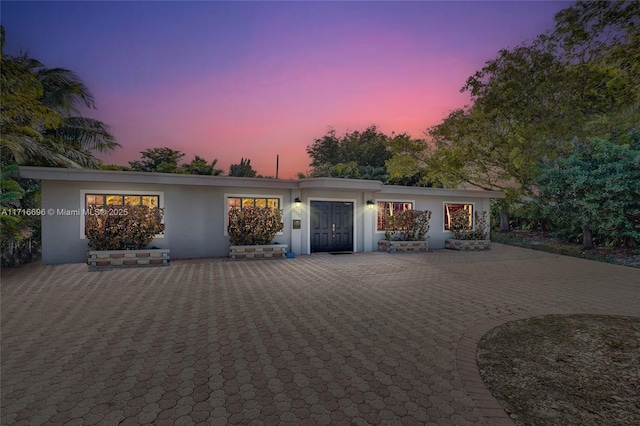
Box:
491, 231, 639, 268
378, 240, 427, 253
478, 314, 640, 425
87, 249, 170, 270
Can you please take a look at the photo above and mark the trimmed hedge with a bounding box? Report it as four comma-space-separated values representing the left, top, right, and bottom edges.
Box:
228, 206, 283, 245
86, 205, 165, 250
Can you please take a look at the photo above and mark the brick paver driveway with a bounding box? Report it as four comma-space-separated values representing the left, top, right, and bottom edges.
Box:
2, 244, 639, 425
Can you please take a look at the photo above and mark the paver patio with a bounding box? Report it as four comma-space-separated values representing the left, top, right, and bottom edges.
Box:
2, 243, 639, 425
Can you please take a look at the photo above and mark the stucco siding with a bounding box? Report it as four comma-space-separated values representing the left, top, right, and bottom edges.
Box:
39, 180, 293, 264
41, 181, 172, 264
371, 192, 492, 250
24, 167, 504, 264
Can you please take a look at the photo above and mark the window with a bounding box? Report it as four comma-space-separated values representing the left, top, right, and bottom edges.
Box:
227, 197, 280, 211
86, 194, 159, 209
81, 191, 163, 238
376, 201, 413, 231
444, 203, 473, 231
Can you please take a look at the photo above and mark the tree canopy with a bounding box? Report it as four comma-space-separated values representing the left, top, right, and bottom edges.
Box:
393, 1, 640, 235
1, 26, 119, 265
129, 147, 223, 175
307, 126, 390, 170
306, 125, 432, 184
0, 26, 118, 168
306, 126, 390, 179
413, 2, 638, 196
182, 155, 222, 176
537, 131, 640, 249
229, 158, 257, 177
129, 147, 185, 173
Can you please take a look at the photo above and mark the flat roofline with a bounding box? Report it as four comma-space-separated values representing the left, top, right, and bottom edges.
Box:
19, 166, 299, 189
19, 166, 505, 198
379, 184, 506, 199
299, 177, 384, 192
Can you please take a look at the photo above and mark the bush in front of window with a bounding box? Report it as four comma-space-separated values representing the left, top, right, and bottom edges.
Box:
228, 206, 284, 245
451, 210, 489, 240
384, 210, 431, 241
86, 205, 165, 250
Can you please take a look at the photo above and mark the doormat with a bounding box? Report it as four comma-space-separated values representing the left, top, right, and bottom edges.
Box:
329, 251, 353, 255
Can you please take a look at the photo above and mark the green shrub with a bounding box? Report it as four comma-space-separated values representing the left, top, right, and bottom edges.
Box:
452, 210, 488, 240
86, 205, 165, 250
228, 206, 284, 245
384, 210, 431, 241
1, 164, 41, 266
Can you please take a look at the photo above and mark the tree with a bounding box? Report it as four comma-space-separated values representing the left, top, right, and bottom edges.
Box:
537, 132, 640, 249
129, 149, 224, 175
0, 45, 61, 165
1, 26, 117, 265
229, 158, 257, 177
0, 164, 41, 266
340, 126, 391, 168
37, 67, 119, 164
311, 161, 362, 179
385, 133, 436, 186
306, 129, 342, 169
129, 147, 185, 173
393, 1, 639, 230
181, 155, 222, 175
0, 26, 118, 168
306, 125, 394, 181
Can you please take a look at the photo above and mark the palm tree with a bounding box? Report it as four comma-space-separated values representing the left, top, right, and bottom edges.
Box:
37, 66, 119, 164
1, 26, 119, 168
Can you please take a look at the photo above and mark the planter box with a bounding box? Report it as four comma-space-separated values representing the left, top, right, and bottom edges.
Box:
378, 240, 428, 253
87, 249, 170, 270
445, 239, 491, 251
229, 244, 288, 260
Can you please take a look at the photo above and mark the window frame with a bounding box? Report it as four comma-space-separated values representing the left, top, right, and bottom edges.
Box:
374, 200, 415, 233
224, 194, 284, 237
80, 190, 164, 239
443, 201, 474, 232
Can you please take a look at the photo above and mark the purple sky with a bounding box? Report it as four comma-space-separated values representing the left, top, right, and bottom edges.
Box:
2, 1, 570, 178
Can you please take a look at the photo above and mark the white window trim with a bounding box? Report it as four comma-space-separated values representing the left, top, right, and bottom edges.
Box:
80, 189, 165, 239
224, 193, 284, 237
373, 199, 415, 233
442, 201, 475, 233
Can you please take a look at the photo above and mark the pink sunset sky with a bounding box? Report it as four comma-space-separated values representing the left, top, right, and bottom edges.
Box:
2, 1, 570, 178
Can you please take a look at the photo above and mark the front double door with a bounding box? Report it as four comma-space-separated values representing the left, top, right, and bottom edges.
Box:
310, 201, 353, 253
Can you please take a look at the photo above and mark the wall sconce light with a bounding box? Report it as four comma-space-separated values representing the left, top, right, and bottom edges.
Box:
294, 197, 302, 206
366, 200, 375, 209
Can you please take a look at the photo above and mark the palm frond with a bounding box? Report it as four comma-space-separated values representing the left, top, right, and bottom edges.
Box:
48, 116, 119, 152
37, 67, 96, 113
43, 139, 100, 168
0, 133, 51, 165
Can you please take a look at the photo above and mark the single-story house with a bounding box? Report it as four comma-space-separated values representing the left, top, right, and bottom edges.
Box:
19, 166, 505, 264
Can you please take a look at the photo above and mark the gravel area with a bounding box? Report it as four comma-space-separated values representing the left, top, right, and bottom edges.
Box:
477, 314, 640, 425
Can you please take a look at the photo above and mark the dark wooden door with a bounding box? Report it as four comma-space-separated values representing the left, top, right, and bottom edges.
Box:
310, 201, 353, 253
